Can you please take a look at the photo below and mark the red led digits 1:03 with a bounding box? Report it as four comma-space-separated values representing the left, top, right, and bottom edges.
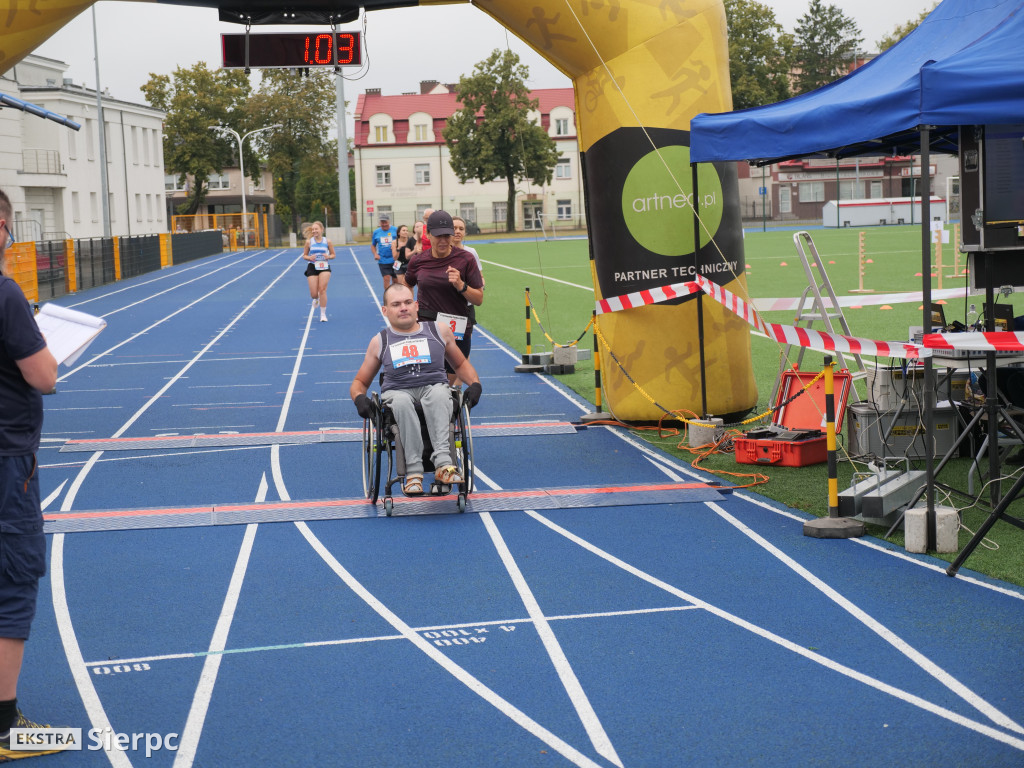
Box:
221, 32, 363, 69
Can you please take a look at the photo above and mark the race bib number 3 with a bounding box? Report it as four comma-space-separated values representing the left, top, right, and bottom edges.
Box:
390, 339, 431, 368
437, 312, 468, 341
315, 260, 329, 271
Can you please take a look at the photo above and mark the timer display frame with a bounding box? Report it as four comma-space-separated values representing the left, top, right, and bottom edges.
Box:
222, 32, 363, 69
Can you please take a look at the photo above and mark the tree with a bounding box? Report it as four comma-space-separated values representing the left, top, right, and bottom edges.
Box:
876, 4, 935, 52
443, 49, 560, 232
724, 0, 794, 110
246, 69, 338, 234
295, 139, 341, 224
141, 64, 251, 215
792, 0, 863, 95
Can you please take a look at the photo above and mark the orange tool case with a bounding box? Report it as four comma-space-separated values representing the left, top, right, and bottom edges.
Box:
735, 369, 853, 468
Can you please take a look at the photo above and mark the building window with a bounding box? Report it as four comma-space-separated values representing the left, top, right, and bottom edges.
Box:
143, 128, 151, 166
374, 125, 389, 143
798, 181, 825, 203
165, 174, 186, 192
146, 194, 153, 221
72, 191, 81, 223
131, 126, 139, 164
557, 200, 572, 220
870, 180, 883, 199
67, 119, 77, 159
415, 163, 431, 185
376, 165, 391, 186
492, 201, 507, 224
416, 204, 432, 220
86, 119, 96, 161
135, 193, 142, 222
779, 185, 792, 214
413, 124, 429, 142
555, 117, 570, 136
458, 204, 476, 225
838, 180, 860, 200
555, 158, 571, 179
90, 192, 98, 223
208, 173, 230, 190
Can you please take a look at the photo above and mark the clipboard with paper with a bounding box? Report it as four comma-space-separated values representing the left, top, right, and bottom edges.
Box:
33, 303, 107, 366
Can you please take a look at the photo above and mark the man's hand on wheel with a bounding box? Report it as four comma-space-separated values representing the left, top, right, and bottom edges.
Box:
354, 394, 373, 419
465, 382, 482, 409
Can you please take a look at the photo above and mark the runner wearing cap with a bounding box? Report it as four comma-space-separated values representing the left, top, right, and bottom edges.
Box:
371, 214, 398, 292
404, 209, 484, 385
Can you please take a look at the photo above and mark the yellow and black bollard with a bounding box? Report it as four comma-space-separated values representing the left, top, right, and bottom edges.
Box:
804, 356, 865, 539
514, 287, 545, 373
581, 311, 605, 423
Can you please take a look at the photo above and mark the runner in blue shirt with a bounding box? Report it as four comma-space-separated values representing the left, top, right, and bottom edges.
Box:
371, 214, 398, 293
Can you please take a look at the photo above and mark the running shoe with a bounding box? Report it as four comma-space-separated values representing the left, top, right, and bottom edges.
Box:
320, 314, 328, 323
0, 710, 70, 761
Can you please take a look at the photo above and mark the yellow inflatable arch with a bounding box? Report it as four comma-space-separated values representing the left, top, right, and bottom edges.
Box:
1, 0, 757, 421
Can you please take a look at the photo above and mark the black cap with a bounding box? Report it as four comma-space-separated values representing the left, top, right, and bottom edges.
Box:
427, 209, 454, 236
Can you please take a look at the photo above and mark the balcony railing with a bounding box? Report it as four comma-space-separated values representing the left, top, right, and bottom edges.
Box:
22, 149, 62, 174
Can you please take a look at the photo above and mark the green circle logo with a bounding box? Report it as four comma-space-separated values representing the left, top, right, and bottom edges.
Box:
621, 145, 724, 256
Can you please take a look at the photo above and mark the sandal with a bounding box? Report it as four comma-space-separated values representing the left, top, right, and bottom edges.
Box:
435, 465, 463, 485
403, 475, 424, 496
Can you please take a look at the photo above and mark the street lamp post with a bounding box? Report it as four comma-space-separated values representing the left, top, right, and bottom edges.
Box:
209, 123, 281, 248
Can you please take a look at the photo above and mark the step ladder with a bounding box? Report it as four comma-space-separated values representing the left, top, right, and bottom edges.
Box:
771, 231, 867, 404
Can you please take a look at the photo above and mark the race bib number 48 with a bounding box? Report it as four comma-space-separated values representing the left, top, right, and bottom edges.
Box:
390, 339, 431, 368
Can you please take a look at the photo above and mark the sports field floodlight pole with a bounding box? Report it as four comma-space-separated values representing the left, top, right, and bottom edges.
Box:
209, 124, 281, 248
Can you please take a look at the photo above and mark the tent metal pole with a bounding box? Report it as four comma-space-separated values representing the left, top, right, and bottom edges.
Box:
921, 127, 936, 550
692, 162, 708, 418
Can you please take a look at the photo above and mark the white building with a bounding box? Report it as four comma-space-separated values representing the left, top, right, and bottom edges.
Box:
353, 81, 583, 235
0, 54, 167, 241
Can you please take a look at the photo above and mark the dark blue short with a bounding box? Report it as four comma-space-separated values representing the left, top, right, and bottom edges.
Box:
0, 455, 46, 639
377, 262, 396, 278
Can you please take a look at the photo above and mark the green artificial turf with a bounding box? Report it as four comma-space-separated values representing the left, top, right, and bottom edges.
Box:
471, 226, 1024, 587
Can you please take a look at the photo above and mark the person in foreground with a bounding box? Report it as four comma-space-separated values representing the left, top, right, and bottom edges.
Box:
0, 188, 62, 761
350, 283, 481, 496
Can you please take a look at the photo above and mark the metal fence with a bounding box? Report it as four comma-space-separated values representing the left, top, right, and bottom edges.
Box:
74, 238, 116, 292
119, 234, 162, 278
35, 239, 68, 302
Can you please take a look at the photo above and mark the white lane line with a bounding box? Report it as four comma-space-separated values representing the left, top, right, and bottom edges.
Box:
648, 458, 1024, 734
40, 480, 67, 512
710, 502, 1024, 734
173, 516, 261, 766
523, 508, 1024, 752
58, 250, 293, 382
294, 521, 604, 768
735, 491, 1024, 602
480, 322, 1024, 606
50, 534, 132, 768
84, 605, 701, 668
473, 467, 622, 766
62, 251, 240, 309
479, 258, 593, 292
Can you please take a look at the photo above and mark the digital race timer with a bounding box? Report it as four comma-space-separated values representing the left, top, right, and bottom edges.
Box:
221, 32, 363, 69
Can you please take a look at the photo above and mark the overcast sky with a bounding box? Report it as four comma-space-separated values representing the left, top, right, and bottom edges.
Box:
32, 0, 933, 124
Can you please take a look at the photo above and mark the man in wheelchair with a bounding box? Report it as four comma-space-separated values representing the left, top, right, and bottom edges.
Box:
350, 283, 482, 496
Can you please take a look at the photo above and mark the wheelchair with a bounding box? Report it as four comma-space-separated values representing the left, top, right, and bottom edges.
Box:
361, 387, 474, 516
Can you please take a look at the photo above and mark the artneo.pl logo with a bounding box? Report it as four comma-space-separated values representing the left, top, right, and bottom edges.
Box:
10, 727, 180, 758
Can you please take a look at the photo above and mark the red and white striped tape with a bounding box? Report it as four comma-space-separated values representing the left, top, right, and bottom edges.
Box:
923, 331, 1024, 352
595, 276, 929, 359
595, 280, 701, 314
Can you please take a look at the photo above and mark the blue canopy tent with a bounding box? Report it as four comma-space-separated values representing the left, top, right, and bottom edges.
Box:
689, 0, 1024, 563
690, 0, 1024, 165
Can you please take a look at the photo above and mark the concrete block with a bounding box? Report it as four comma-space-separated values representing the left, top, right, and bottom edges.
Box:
689, 418, 723, 448
543, 363, 575, 375
935, 505, 960, 553
552, 345, 578, 365
905, 505, 959, 553
904, 506, 928, 553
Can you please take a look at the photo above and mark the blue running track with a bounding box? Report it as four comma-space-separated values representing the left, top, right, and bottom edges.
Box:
24, 245, 1024, 767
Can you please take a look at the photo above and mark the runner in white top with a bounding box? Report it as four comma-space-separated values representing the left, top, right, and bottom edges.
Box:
302, 221, 335, 322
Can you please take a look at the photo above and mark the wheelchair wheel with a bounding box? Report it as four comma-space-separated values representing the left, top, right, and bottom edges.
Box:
361, 407, 383, 504
454, 396, 474, 495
